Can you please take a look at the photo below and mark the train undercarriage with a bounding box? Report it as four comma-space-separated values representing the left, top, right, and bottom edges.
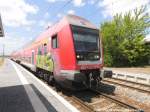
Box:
35, 67, 112, 90
14, 59, 112, 90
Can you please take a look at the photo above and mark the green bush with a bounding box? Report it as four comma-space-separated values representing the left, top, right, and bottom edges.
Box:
100, 6, 150, 67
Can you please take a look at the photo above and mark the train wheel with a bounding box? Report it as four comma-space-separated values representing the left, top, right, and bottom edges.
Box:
38, 71, 43, 79
55, 82, 61, 92
48, 75, 55, 86
89, 73, 93, 88
44, 73, 49, 82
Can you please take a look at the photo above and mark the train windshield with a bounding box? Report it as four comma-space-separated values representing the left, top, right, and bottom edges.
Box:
72, 25, 100, 61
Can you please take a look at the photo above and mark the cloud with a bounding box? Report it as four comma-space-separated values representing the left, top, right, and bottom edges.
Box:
87, 0, 97, 5
0, 35, 32, 55
67, 10, 75, 14
38, 20, 52, 29
0, 0, 38, 27
46, 0, 85, 7
57, 13, 64, 18
46, 0, 56, 2
39, 20, 46, 27
99, 0, 150, 18
44, 12, 50, 19
46, 0, 64, 3
73, 0, 85, 7
57, 10, 75, 18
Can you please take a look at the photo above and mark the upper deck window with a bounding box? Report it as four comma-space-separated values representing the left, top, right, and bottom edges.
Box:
38, 46, 42, 55
52, 34, 58, 48
44, 43, 47, 55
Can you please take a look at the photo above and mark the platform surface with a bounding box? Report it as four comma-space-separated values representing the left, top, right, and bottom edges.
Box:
105, 67, 150, 75
0, 59, 79, 112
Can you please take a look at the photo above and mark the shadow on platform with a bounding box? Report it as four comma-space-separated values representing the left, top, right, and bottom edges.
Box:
0, 84, 57, 112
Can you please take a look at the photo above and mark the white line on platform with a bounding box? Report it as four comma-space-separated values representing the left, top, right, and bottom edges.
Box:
16, 61, 80, 112
10, 60, 49, 112
10, 61, 29, 85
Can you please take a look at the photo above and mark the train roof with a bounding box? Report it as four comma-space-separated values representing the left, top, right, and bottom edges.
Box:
64, 14, 97, 29
12, 15, 98, 54
35, 14, 98, 42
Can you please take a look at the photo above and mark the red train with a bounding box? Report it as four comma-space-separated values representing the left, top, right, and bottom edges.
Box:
11, 15, 112, 90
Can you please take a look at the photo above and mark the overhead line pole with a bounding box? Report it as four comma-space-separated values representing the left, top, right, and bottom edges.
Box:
3, 44, 5, 58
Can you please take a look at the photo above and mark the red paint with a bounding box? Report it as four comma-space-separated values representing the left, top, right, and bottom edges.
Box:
11, 15, 104, 74
59, 25, 77, 70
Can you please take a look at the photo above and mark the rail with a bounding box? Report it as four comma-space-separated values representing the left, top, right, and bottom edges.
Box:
103, 78, 150, 94
15, 61, 145, 112
90, 89, 140, 112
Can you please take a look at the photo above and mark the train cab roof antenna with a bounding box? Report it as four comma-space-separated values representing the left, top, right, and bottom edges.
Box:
46, 26, 50, 29
0, 14, 4, 37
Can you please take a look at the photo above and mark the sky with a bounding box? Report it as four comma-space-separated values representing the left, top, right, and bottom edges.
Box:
0, 0, 150, 55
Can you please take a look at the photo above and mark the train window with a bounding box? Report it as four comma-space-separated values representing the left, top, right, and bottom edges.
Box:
44, 43, 47, 55
72, 25, 100, 61
32, 51, 34, 64
52, 34, 58, 48
38, 46, 42, 55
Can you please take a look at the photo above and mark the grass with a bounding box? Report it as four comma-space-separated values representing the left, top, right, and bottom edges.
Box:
0, 58, 4, 66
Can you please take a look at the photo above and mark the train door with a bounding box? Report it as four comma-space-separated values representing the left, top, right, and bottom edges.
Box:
51, 34, 60, 76
31, 50, 34, 64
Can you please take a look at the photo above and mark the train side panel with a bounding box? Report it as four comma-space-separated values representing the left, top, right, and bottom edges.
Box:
59, 25, 76, 70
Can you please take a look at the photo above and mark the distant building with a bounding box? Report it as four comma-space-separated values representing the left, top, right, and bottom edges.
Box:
0, 14, 4, 37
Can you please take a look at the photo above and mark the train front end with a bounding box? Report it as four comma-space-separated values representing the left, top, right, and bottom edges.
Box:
70, 25, 105, 89
57, 15, 112, 90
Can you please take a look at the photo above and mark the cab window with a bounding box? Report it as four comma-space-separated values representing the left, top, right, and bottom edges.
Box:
52, 34, 58, 48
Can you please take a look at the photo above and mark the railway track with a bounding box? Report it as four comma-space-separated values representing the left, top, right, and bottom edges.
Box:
19, 63, 142, 112
103, 78, 150, 94
38, 76, 141, 112
57, 88, 141, 112
62, 94, 94, 112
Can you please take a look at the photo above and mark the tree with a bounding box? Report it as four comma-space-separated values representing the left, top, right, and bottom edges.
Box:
100, 6, 150, 66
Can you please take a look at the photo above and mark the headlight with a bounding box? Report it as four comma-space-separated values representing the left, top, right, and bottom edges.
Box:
77, 55, 80, 59
94, 55, 99, 59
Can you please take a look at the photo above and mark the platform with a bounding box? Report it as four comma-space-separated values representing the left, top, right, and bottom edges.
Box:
105, 67, 150, 85
0, 59, 79, 112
